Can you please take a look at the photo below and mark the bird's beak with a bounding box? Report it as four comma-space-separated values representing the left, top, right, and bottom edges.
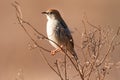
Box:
41, 12, 47, 14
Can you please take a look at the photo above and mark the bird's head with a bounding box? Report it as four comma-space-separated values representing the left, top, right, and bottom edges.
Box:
42, 9, 62, 20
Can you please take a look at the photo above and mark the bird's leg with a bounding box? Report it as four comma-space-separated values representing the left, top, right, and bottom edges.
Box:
51, 48, 61, 55
51, 45, 63, 55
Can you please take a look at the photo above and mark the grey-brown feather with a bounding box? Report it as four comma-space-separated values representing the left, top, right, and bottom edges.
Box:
54, 19, 78, 60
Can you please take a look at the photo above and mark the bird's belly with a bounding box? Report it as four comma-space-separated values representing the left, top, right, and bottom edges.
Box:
49, 36, 59, 48
47, 23, 59, 48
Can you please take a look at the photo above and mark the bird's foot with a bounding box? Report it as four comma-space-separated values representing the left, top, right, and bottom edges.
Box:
51, 45, 63, 55
51, 48, 61, 55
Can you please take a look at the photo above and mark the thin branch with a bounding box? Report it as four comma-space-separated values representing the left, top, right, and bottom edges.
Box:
87, 20, 101, 31
97, 27, 120, 67
64, 54, 67, 80
39, 50, 60, 77
12, 1, 23, 23
55, 60, 64, 80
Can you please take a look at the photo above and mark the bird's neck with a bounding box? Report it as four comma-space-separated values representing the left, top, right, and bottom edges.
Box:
47, 18, 58, 26
47, 15, 63, 21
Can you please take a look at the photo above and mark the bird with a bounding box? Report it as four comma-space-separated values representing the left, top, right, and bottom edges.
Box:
42, 9, 78, 60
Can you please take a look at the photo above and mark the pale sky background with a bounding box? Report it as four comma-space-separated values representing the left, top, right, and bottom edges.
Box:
0, 0, 120, 80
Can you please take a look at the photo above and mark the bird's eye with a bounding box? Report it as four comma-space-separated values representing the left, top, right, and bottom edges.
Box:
49, 12, 53, 14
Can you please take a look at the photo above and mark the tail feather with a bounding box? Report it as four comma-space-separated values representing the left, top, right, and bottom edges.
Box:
70, 49, 78, 61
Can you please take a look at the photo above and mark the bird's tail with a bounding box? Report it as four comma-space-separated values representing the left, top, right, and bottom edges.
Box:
70, 49, 78, 61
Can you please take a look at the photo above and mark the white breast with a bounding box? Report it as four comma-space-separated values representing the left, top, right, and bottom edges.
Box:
46, 19, 59, 48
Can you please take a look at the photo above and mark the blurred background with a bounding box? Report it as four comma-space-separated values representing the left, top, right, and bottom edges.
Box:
0, 0, 120, 80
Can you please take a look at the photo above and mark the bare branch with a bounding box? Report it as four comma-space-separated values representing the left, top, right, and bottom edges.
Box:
55, 60, 64, 80
97, 27, 120, 67
12, 1, 120, 80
